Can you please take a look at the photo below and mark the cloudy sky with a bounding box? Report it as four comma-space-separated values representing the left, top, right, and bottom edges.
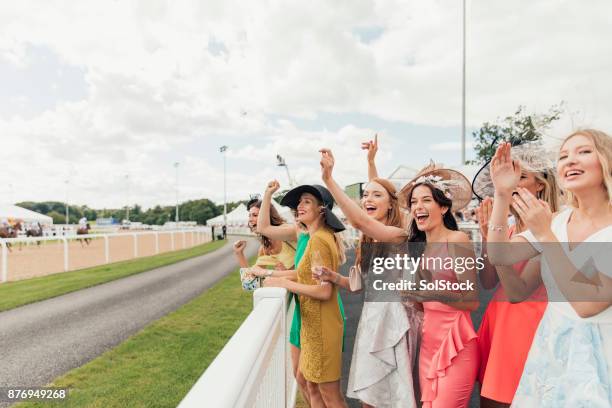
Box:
1, 0, 611, 209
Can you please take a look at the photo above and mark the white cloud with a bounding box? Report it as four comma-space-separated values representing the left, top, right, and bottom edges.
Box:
0, 0, 610, 209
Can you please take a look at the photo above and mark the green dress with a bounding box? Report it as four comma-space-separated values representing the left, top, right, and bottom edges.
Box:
289, 232, 346, 349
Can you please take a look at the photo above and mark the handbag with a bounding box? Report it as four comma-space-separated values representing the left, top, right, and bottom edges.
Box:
348, 264, 362, 292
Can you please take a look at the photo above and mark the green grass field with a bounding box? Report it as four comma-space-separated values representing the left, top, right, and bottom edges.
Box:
16, 258, 254, 408
0, 239, 226, 312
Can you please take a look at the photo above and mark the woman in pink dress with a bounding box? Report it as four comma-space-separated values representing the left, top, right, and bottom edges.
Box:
400, 164, 480, 408
472, 142, 561, 408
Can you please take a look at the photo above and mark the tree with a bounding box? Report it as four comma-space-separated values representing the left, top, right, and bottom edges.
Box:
469, 104, 563, 164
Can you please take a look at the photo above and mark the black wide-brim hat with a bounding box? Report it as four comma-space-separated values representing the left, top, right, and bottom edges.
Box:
280, 184, 345, 232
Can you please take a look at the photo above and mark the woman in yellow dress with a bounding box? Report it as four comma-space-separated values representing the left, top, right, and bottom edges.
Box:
233, 198, 296, 274
264, 184, 348, 408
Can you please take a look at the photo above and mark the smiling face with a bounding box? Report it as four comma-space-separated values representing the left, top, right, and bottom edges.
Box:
296, 192, 322, 225
409, 184, 448, 231
361, 181, 392, 222
247, 205, 259, 230
558, 134, 604, 194
517, 171, 545, 197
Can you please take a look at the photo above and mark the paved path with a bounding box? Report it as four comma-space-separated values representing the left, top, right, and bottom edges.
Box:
0, 237, 256, 404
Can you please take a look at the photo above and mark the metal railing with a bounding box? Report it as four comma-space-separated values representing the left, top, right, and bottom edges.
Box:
179, 287, 296, 408
0, 227, 212, 283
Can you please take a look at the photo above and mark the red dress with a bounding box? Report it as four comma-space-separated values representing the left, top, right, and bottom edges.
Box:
477, 229, 547, 403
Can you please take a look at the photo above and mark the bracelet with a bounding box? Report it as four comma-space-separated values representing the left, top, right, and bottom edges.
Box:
266, 270, 273, 277
333, 273, 340, 284
488, 224, 507, 232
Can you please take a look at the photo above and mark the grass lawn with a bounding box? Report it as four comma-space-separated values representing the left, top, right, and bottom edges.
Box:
16, 257, 254, 408
0, 239, 226, 312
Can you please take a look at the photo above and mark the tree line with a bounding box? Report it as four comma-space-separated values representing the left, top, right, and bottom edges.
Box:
17, 199, 248, 226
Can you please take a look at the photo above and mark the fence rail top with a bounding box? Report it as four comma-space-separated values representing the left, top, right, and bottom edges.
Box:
0, 228, 210, 245
178, 287, 288, 408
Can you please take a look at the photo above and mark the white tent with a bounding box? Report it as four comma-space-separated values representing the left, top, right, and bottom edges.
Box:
206, 201, 296, 227
0, 204, 53, 224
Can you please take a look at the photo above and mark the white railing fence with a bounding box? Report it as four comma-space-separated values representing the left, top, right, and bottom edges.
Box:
0, 227, 212, 283
179, 287, 296, 408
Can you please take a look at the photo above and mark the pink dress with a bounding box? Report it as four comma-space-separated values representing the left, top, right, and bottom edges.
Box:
419, 243, 479, 408
477, 228, 547, 403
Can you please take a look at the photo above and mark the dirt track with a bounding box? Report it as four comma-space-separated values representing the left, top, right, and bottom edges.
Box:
3, 231, 209, 281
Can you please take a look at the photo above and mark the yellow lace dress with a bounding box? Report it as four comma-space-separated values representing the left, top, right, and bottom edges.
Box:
297, 227, 343, 383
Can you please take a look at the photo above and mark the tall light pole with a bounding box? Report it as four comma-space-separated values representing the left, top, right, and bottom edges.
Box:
461, 0, 467, 165
174, 162, 180, 223
124, 174, 130, 221
219, 145, 228, 225
276, 154, 294, 187
64, 179, 70, 224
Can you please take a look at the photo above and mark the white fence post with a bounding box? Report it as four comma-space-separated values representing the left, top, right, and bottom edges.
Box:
104, 236, 110, 263
133, 233, 138, 258
1, 240, 7, 283
155, 232, 160, 254
62, 237, 69, 272
171, 232, 175, 251
182, 231, 186, 249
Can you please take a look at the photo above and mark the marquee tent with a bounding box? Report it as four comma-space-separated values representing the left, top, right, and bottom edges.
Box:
0, 204, 53, 224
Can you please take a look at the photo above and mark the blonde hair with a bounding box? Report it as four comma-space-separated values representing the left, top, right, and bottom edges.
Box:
334, 232, 347, 265
511, 169, 562, 233
560, 129, 612, 207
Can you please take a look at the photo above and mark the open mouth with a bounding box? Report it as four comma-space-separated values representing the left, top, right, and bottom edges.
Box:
365, 205, 377, 215
564, 169, 584, 179
415, 212, 429, 223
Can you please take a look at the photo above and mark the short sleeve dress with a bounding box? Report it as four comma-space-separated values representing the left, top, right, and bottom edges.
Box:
297, 227, 344, 383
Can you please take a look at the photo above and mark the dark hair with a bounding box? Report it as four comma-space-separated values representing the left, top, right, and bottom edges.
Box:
406, 183, 458, 244
247, 200, 286, 252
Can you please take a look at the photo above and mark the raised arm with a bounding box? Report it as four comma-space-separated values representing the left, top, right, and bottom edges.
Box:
476, 197, 499, 289
320, 148, 405, 243
361, 134, 379, 181
232, 240, 250, 268
487, 143, 539, 265
256, 180, 299, 242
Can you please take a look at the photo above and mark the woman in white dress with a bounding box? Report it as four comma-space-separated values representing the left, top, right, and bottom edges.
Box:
317, 137, 423, 408
486, 129, 612, 407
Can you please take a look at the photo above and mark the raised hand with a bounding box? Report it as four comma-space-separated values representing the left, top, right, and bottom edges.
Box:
361, 134, 379, 163
319, 148, 335, 181
511, 187, 553, 241
477, 197, 493, 241
233, 240, 247, 254
265, 179, 280, 195
490, 142, 521, 197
